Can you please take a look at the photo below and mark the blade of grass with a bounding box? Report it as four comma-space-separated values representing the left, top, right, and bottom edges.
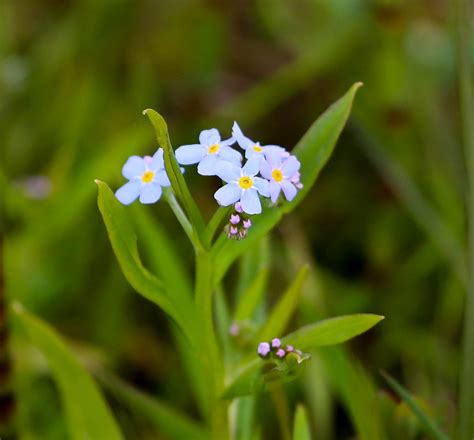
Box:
352, 121, 468, 289
380, 371, 449, 440
256, 266, 308, 342
456, 0, 474, 437
97, 370, 208, 440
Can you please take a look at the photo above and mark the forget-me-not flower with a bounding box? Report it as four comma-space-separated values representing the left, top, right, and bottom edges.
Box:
259, 150, 301, 203
214, 157, 270, 215
115, 149, 170, 205
175, 128, 241, 176
232, 122, 287, 159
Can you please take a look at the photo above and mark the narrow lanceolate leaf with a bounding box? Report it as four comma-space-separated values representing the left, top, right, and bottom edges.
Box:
98, 370, 208, 440
257, 266, 309, 342
380, 371, 449, 440
282, 314, 384, 351
293, 405, 312, 440
12, 303, 123, 440
96, 181, 195, 344
211, 82, 363, 285
234, 268, 269, 322
222, 313, 382, 399
142, 109, 207, 248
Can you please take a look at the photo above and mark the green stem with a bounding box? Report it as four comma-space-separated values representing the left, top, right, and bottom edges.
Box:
195, 251, 229, 439
456, 0, 474, 438
165, 190, 195, 246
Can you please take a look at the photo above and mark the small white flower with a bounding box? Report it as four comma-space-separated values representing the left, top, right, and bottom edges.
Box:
260, 150, 301, 203
175, 128, 241, 176
115, 149, 171, 205
214, 157, 270, 215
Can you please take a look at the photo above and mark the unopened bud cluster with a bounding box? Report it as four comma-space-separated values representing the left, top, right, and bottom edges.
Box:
257, 337, 298, 360
225, 202, 252, 240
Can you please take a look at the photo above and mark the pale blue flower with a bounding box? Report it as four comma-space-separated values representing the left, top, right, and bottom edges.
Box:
214, 157, 270, 215
232, 122, 287, 159
259, 150, 301, 203
175, 128, 241, 176
115, 149, 171, 205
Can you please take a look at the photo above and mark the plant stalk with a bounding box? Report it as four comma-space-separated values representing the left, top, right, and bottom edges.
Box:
195, 250, 229, 439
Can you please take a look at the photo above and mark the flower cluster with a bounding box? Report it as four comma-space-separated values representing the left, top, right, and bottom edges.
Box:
176, 123, 302, 217
115, 123, 302, 238
257, 338, 298, 360
225, 202, 252, 240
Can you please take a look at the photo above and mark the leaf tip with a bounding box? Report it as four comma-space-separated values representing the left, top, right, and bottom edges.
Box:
94, 179, 103, 185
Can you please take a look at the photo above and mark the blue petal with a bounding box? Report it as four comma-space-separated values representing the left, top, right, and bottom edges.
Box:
281, 180, 297, 201
264, 148, 283, 168
150, 148, 164, 170
199, 128, 220, 145
241, 189, 262, 214
197, 154, 219, 176
242, 155, 261, 176
220, 136, 236, 147
219, 146, 242, 164
122, 156, 145, 179
282, 155, 300, 177
155, 169, 171, 187
115, 181, 141, 205
214, 183, 241, 206
139, 183, 162, 204
253, 177, 270, 197
269, 181, 281, 203
259, 158, 272, 180
215, 161, 241, 182
175, 144, 206, 165
232, 122, 254, 150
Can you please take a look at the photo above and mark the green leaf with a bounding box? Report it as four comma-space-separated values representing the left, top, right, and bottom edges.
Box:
257, 266, 308, 342
283, 314, 384, 351
142, 109, 207, 249
223, 313, 381, 399
96, 180, 195, 344
130, 205, 193, 307
293, 405, 311, 440
12, 303, 123, 440
380, 371, 449, 440
98, 370, 208, 440
234, 268, 269, 322
211, 82, 363, 285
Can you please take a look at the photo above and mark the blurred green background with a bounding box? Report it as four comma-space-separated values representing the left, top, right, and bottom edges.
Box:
2, 0, 466, 438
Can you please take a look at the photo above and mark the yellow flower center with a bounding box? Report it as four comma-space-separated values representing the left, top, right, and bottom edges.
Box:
253, 144, 263, 153
239, 176, 253, 189
208, 144, 220, 154
141, 170, 155, 183
272, 169, 283, 182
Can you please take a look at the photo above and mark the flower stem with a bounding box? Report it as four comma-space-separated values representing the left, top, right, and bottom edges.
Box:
195, 250, 229, 439
456, 0, 474, 438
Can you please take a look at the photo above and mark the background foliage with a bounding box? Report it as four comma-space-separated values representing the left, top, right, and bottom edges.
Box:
2, 0, 466, 438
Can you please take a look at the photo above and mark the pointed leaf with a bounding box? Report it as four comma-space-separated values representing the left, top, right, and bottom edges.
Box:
380, 371, 449, 440
223, 313, 381, 399
234, 268, 269, 322
212, 83, 363, 284
143, 109, 207, 248
96, 180, 194, 344
98, 370, 208, 440
293, 405, 311, 440
257, 266, 308, 341
12, 304, 123, 440
283, 314, 384, 350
